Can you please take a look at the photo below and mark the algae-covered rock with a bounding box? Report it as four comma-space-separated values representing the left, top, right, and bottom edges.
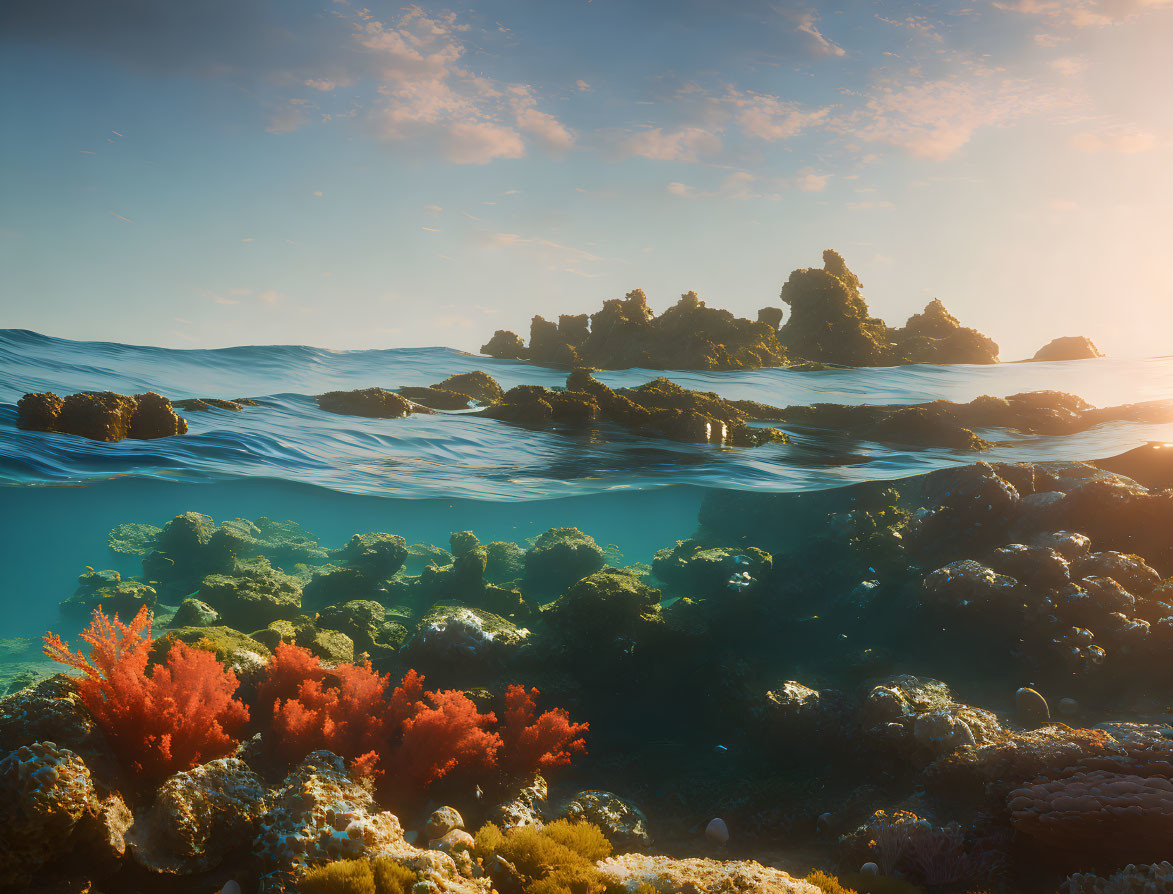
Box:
329, 532, 408, 579
107, 522, 162, 556
484, 541, 526, 585
398, 386, 473, 410
128, 757, 266, 874
544, 569, 662, 643
317, 387, 415, 418
402, 605, 529, 668
198, 565, 302, 630
481, 330, 528, 360
651, 541, 772, 594
301, 565, 378, 611
170, 597, 221, 628
433, 371, 505, 404
524, 527, 606, 595
17, 390, 188, 441
151, 626, 271, 676
559, 790, 650, 849
61, 569, 157, 619
315, 600, 408, 653
306, 628, 355, 664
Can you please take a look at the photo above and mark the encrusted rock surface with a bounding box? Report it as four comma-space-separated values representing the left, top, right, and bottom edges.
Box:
597, 854, 820, 893
128, 757, 266, 874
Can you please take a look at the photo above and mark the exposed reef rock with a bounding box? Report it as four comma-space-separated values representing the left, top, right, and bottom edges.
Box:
16, 390, 188, 441
482, 288, 788, 370
317, 387, 434, 418
174, 397, 260, 412
61, 569, 157, 619
1033, 336, 1104, 361
434, 371, 505, 404
779, 391, 1173, 450
482, 370, 789, 446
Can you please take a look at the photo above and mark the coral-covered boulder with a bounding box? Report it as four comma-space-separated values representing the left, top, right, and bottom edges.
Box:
0, 741, 104, 888
0, 677, 122, 786
1032, 336, 1103, 362
492, 774, 548, 830
862, 676, 1003, 764
523, 527, 606, 595
317, 388, 415, 419
597, 854, 820, 893
560, 791, 650, 849
254, 751, 469, 891
128, 757, 266, 874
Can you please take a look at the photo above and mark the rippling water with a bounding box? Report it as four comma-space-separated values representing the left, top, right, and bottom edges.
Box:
2, 328, 1171, 499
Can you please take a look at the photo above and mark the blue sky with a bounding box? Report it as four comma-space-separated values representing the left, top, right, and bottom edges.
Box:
1, 0, 1170, 359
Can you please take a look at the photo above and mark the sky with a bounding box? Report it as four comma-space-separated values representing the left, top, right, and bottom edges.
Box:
1, 0, 1171, 360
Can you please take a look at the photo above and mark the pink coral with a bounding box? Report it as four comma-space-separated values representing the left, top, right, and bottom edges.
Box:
43, 606, 249, 782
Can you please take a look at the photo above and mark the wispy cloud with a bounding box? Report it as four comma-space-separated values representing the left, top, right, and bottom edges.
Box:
619, 126, 722, 162
794, 11, 846, 57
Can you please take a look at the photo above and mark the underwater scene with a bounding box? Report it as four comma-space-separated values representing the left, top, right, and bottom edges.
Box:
2, 324, 1173, 894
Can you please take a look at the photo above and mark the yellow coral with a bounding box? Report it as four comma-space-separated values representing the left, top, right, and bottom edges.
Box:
805, 869, 859, 894
473, 819, 615, 894
298, 856, 418, 894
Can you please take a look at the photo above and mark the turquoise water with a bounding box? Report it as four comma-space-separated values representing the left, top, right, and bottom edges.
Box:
1, 327, 1171, 640
2, 329, 1172, 498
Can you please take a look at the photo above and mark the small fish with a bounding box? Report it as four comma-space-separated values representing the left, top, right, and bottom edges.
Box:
474, 785, 483, 800
85, 565, 94, 572
714, 744, 728, 752
732, 555, 751, 566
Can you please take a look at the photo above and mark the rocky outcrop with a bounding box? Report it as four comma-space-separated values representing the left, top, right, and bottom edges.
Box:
482, 289, 788, 371
317, 387, 433, 418
1032, 336, 1103, 362
17, 390, 187, 441
482, 371, 789, 447
779, 251, 999, 366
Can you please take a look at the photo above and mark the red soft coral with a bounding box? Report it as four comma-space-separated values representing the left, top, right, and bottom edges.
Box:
499, 684, 589, 774
390, 687, 501, 790
44, 606, 249, 782
259, 642, 390, 777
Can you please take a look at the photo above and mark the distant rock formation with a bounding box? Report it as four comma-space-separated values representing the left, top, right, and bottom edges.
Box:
482, 290, 788, 371
16, 391, 187, 441
1031, 336, 1103, 362
482, 249, 1004, 370
778, 250, 999, 366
